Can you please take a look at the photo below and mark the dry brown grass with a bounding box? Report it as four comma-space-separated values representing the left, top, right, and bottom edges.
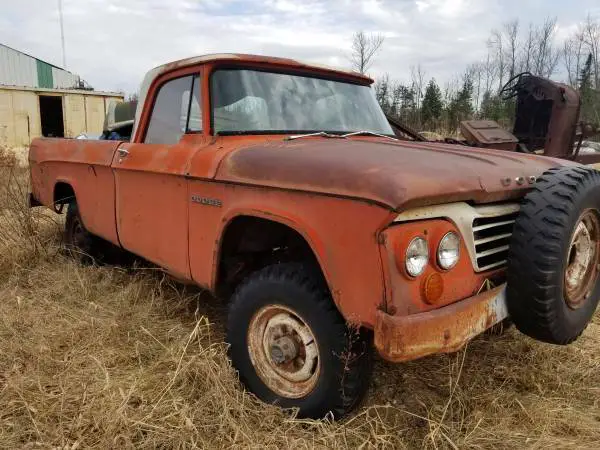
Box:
1, 147, 599, 449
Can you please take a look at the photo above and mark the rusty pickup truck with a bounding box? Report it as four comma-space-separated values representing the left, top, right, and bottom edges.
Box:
29, 54, 600, 418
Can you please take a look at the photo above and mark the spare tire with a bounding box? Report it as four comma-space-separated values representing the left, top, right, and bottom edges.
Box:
507, 166, 600, 345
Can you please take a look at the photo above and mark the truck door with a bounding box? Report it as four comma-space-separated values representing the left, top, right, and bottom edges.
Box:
111, 74, 204, 279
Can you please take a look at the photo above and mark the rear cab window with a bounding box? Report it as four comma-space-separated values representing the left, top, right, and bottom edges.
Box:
144, 74, 202, 144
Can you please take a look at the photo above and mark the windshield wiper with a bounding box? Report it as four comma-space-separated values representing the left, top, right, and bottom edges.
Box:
286, 131, 346, 141
286, 130, 399, 141
342, 131, 398, 141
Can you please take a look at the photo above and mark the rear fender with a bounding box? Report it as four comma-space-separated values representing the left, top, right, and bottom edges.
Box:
28, 138, 122, 245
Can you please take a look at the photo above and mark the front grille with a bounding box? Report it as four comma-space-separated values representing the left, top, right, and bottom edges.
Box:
472, 212, 519, 271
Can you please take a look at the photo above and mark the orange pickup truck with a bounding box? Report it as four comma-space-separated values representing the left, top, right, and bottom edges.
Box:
29, 54, 600, 418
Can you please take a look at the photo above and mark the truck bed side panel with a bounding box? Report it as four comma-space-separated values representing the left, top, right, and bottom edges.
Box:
29, 138, 121, 245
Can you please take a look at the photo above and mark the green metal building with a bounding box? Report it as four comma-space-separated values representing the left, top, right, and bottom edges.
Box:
0, 43, 81, 89
0, 43, 123, 147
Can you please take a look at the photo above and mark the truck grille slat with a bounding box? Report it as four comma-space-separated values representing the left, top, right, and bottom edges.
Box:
472, 212, 519, 271
478, 260, 508, 271
472, 219, 516, 232
474, 233, 512, 245
476, 245, 510, 257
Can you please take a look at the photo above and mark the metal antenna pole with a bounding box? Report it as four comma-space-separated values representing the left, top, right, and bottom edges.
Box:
58, 0, 66, 68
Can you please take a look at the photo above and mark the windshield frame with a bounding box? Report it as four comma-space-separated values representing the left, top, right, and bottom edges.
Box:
208, 64, 393, 137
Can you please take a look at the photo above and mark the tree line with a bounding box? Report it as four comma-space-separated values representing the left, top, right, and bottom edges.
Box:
352, 15, 600, 135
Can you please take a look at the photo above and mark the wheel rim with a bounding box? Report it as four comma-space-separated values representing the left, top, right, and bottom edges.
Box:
564, 209, 600, 309
247, 305, 320, 398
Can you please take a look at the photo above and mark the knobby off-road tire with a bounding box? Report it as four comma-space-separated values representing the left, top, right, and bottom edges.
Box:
507, 166, 600, 345
227, 263, 373, 419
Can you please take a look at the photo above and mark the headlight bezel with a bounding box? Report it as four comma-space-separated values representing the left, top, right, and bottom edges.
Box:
437, 231, 461, 270
405, 236, 429, 277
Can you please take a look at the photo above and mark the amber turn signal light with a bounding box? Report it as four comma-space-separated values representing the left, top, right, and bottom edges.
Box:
422, 273, 444, 304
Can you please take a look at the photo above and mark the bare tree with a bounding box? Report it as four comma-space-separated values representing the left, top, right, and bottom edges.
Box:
410, 64, 426, 126
533, 17, 560, 77
443, 77, 460, 106
520, 24, 534, 73
580, 14, 600, 88
350, 31, 385, 74
469, 62, 484, 112
489, 28, 506, 89
488, 16, 561, 88
562, 15, 600, 89
483, 41, 497, 94
563, 32, 585, 86
504, 20, 519, 79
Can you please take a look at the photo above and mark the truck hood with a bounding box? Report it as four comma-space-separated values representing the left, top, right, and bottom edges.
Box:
216, 138, 578, 210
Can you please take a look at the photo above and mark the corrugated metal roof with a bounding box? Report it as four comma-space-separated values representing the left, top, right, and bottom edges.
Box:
36, 60, 53, 88
51, 66, 80, 89
0, 44, 37, 87
0, 43, 80, 89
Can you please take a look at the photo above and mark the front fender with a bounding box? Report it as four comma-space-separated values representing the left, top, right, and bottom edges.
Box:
187, 179, 394, 326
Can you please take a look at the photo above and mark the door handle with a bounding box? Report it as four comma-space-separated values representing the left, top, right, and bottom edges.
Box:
118, 148, 129, 158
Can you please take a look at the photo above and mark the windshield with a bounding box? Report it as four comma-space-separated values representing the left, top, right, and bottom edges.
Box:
211, 69, 393, 135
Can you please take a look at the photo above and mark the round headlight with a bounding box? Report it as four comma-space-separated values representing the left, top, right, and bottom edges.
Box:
437, 232, 460, 270
406, 237, 429, 277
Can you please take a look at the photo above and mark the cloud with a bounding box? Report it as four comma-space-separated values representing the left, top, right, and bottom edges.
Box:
0, 0, 598, 94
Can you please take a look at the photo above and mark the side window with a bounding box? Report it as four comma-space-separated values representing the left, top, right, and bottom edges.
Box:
144, 75, 202, 144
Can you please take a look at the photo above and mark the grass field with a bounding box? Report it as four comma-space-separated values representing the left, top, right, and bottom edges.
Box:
1, 146, 599, 448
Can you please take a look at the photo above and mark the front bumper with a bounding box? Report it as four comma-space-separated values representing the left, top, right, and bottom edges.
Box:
374, 284, 508, 362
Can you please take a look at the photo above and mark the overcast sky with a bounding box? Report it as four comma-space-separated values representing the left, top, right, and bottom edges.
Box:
1, 0, 599, 94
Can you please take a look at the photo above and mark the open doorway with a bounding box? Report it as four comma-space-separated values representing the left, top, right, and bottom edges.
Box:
39, 95, 65, 137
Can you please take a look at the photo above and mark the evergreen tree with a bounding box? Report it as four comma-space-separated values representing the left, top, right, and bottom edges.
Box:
447, 77, 474, 130
421, 78, 443, 128
480, 91, 503, 121
397, 84, 416, 126
578, 54, 597, 122
375, 75, 391, 114
578, 53, 593, 91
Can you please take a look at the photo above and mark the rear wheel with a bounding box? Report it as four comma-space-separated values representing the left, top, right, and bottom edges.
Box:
507, 166, 600, 344
64, 202, 106, 264
227, 263, 373, 418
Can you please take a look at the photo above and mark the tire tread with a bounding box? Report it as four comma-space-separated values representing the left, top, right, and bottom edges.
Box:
507, 166, 600, 344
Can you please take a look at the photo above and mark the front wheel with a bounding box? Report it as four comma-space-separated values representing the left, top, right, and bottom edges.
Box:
226, 263, 373, 419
